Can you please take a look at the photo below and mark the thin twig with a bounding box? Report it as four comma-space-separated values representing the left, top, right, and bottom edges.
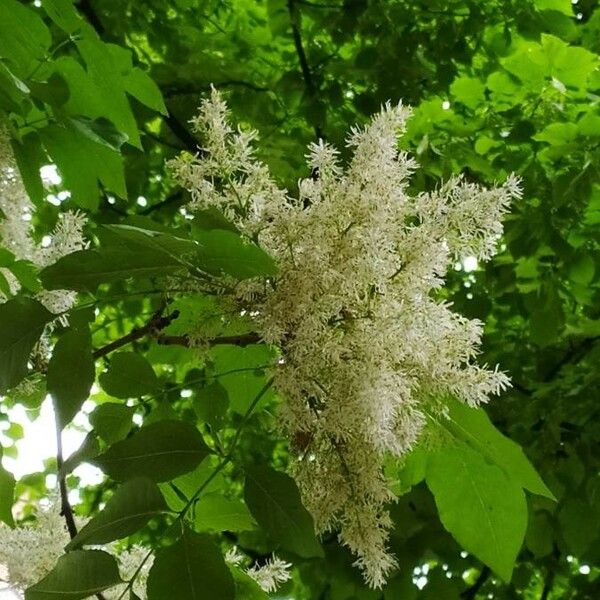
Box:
461, 566, 490, 599
287, 0, 324, 140
55, 407, 108, 600
157, 332, 262, 348
93, 310, 177, 359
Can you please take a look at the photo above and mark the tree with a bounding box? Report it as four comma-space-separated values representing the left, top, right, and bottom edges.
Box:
0, 0, 599, 598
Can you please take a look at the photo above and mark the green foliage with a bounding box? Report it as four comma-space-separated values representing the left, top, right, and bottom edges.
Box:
89, 402, 135, 444
146, 528, 235, 600
244, 465, 324, 558
47, 325, 95, 429
0, 297, 52, 393
0, 447, 15, 527
92, 420, 210, 482
99, 352, 159, 399
24, 550, 122, 600
2, 0, 600, 597
427, 443, 527, 581
66, 477, 168, 549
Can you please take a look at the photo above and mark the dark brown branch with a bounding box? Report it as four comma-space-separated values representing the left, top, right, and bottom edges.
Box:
287, 0, 324, 140
461, 566, 490, 599
93, 308, 262, 359
55, 427, 78, 539
55, 408, 108, 600
157, 332, 262, 348
93, 310, 177, 359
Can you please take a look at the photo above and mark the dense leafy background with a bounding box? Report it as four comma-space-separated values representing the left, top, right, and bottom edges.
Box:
1, 0, 600, 598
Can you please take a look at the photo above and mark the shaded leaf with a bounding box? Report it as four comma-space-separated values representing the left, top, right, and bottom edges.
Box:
244, 465, 323, 558
93, 419, 210, 482
47, 326, 95, 429
99, 352, 158, 399
0, 297, 52, 393
147, 528, 235, 600
67, 477, 168, 549
25, 550, 122, 600
0, 447, 15, 527
89, 403, 135, 444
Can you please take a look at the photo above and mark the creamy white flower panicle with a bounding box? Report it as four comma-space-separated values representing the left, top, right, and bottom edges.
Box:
0, 125, 87, 313
171, 89, 519, 588
0, 500, 69, 591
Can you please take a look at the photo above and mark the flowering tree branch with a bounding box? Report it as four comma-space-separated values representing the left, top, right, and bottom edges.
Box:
93, 308, 262, 359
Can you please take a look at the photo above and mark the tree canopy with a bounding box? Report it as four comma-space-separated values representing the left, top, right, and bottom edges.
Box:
1, 0, 600, 598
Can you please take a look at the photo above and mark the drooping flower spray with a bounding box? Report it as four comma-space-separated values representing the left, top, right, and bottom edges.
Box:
172, 89, 520, 587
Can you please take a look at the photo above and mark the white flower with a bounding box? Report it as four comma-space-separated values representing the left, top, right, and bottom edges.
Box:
0, 499, 69, 591
225, 548, 292, 593
173, 91, 520, 588
246, 555, 292, 593
0, 125, 87, 314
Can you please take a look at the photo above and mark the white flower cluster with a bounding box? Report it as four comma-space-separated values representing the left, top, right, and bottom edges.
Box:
0, 125, 87, 314
225, 547, 292, 593
172, 89, 520, 588
0, 500, 68, 591
0, 499, 152, 598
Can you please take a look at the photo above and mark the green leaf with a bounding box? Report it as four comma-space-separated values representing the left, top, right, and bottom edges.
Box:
40, 248, 181, 292
535, 0, 573, 15
42, 0, 83, 34
89, 403, 135, 444
147, 528, 235, 600
0, 0, 51, 78
0, 447, 15, 527
29, 73, 70, 107
210, 345, 275, 413
533, 122, 579, 145
450, 76, 486, 109
569, 253, 595, 285
11, 133, 45, 203
75, 38, 142, 148
193, 381, 229, 430
525, 510, 554, 558
0, 297, 53, 393
9, 260, 41, 293
426, 443, 527, 581
47, 326, 95, 429
68, 116, 129, 151
435, 398, 555, 499
244, 465, 323, 558
193, 229, 277, 280
66, 477, 168, 550
93, 419, 210, 482
194, 492, 256, 532
122, 68, 167, 115
40, 123, 126, 210
99, 352, 158, 399
25, 550, 122, 600
387, 445, 427, 496
558, 497, 600, 555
